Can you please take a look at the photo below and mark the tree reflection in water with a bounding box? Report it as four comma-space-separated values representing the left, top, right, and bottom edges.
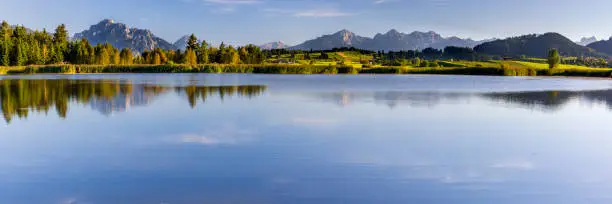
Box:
0, 79, 266, 123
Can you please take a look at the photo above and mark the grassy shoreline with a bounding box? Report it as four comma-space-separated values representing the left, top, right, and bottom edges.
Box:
1, 63, 611, 78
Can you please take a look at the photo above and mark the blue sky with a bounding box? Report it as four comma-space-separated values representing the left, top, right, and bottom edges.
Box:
1, 0, 611, 46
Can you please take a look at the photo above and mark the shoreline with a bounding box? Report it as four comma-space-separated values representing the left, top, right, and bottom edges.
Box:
1, 64, 611, 78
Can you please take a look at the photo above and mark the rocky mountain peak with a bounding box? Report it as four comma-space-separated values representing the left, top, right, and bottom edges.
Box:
259, 41, 289, 50
383, 29, 402, 38
577, 36, 598, 46
73, 19, 175, 53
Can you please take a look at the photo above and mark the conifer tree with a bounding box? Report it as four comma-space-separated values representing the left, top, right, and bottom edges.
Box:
187, 34, 198, 50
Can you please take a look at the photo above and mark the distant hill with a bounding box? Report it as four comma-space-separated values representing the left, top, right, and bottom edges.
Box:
474, 33, 604, 58
577, 36, 598, 46
290, 29, 492, 51
259, 41, 289, 50
587, 37, 612, 56
73, 19, 176, 53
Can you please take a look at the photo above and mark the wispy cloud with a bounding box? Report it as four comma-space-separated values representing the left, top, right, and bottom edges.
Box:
263, 7, 354, 18
374, 0, 400, 4
59, 197, 81, 204
294, 9, 354, 17
204, 0, 262, 4
261, 8, 293, 15
203, 0, 261, 14
173, 125, 256, 146
211, 7, 236, 14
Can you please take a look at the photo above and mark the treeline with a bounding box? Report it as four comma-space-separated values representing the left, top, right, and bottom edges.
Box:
0, 21, 266, 66
0, 21, 68, 66
374, 46, 479, 66
139, 34, 265, 65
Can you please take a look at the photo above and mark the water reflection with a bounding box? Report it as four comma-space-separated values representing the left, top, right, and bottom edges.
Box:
483, 89, 612, 111
313, 89, 612, 110
313, 91, 471, 108
4, 77, 612, 123
0, 79, 266, 123
2, 76, 612, 203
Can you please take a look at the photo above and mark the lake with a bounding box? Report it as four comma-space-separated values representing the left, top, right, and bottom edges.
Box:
2, 74, 612, 204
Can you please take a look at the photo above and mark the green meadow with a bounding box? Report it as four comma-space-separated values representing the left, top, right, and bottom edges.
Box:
2, 60, 611, 77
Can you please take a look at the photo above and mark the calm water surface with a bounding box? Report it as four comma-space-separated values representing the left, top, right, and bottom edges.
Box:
2, 74, 612, 204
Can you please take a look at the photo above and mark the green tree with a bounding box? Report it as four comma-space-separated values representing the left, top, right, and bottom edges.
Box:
413, 57, 421, 66
0, 21, 12, 66
228, 46, 239, 64
173, 49, 183, 63
187, 34, 198, 50
153, 48, 167, 64
599, 58, 607, 67
183, 48, 197, 65
12, 40, 26, 66
47, 45, 57, 64
53, 24, 68, 63
198, 40, 209, 64
10, 26, 30, 66
95, 45, 110, 65
216, 42, 227, 63
112, 48, 120, 65
29, 42, 42, 65
119, 48, 133, 65
153, 53, 161, 65
547, 49, 560, 69
419, 60, 430, 67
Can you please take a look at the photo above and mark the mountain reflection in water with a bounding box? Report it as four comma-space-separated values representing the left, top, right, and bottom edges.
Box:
310, 89, 612, 110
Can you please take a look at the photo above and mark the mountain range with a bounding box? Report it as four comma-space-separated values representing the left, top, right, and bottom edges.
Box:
290, 29, 494, 51
72, 20, 495, 53
72, 19, 612, 58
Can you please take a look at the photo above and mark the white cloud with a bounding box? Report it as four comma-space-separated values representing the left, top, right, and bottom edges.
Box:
263, 7, 354, 18
59, 197, 80, 204
174, 126, 256, 145
204, 0, 261, 4
374, 0, 401, 4
211, 7, 236, 14
203, 0, 260, 14
261, 8, 293, 15
294, 9, 354, 17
